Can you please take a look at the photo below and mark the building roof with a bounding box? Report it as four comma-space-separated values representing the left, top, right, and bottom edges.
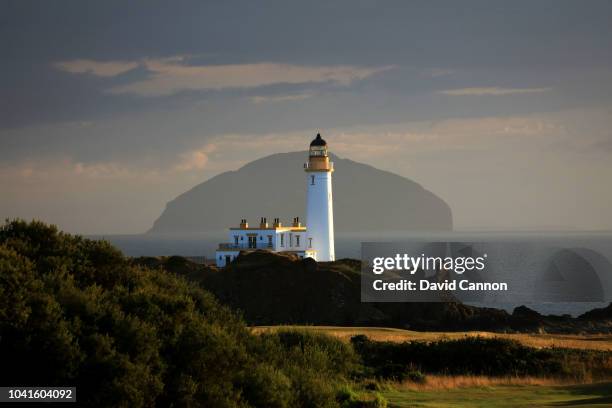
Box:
216, 247, 316, 254
310, 133, 327, 147
229, 226, 306, 232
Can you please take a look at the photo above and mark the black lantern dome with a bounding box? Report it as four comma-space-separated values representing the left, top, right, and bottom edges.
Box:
310, 133, 327, 147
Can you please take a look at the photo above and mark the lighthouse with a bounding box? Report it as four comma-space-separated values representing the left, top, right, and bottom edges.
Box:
214, 133, 334, 267
304, 133, 335, 261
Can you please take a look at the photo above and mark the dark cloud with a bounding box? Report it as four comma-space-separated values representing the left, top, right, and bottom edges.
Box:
3, 1, 612, 65
1, 1, 612, 233
1, 0, 611, 134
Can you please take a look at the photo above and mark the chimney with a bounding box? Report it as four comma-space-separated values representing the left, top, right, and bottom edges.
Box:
292, 217, 301, 227
240, 218, 249, 229
273, 217, 282, 228
260, 217, 269, 228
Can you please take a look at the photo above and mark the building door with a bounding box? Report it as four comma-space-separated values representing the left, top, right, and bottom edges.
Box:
248, 236, 257, 248
225, 255, 232, 265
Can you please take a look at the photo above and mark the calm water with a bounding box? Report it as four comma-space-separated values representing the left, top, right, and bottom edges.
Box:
91, 230, 612, 316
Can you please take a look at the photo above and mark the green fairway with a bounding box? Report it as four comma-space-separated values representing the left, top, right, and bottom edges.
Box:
383, 382, 612, 408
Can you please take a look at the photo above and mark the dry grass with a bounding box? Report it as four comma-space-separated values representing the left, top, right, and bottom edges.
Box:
396, 375, 573, 391
383, 381, 612, 407
252, 325, 612, 351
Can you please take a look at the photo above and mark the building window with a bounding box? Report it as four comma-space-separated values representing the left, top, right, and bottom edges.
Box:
289, 233, 293, 247
280, 234, 284, 247
309, 237, 313, 248
260, 235, 262, 240
311, 175, 315, 185
267, 235, 273, 247
234, 236, 239, 245
296, 235, 300, 246
241, 236, 244, 241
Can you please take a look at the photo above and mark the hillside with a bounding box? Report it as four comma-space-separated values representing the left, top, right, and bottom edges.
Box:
136, 251, 510, 331
149, 151, 452, 233
137, 251, 612, 333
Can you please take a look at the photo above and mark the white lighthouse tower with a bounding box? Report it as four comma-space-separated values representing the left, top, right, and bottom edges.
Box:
305, 133, 335, 261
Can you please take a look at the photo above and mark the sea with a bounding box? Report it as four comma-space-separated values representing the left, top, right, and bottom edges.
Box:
89, 230, 612, 317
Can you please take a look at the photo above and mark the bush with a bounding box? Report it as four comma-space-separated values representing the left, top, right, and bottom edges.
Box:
262, 329, 360, 378
350, 335, 612, 380
250, 329, 362, 406
0, 220, 362, 407
236, 364, 293, 408
336, 385, 388, 408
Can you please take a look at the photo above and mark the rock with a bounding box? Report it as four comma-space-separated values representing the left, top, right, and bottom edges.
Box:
149, 152, 452, 233
579, 303, 612, 320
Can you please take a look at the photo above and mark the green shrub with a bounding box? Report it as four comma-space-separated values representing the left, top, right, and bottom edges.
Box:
405, 370, 426, 384
0, 220, 362, 407
251, 329, 362, 406
336, 384, 359, 403
236, 363, 293, 408
350, 335, 612, 380
335, 385, 388, 408
368, 393, 388, 408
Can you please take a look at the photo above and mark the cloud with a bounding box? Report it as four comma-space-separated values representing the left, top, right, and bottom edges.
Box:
172, 114, 567, 169
174, 144, 217, 172
438, 87, 552, 96
54, 59, 138, 77
56, 56, 395, 96
249, 92, 315, 104
422, 68, 455, 78
2, 158, 158, 182
114, 61, 394, 96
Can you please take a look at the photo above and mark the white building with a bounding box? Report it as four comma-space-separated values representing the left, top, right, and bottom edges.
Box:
215, 133, 336, 267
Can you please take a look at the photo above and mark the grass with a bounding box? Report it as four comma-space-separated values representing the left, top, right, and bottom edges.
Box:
253, 326, 612, 351
382, 382, 612, 407
396, 375, 574, 390
252, 326, 612, 406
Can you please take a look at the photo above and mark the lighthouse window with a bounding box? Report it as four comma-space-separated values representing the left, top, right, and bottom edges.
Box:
311, 175, 315, 185
296, 235, 300, 246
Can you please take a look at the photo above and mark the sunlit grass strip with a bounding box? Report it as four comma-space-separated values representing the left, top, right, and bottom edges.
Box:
252, 326, 612, 351
396, 375, 581, 390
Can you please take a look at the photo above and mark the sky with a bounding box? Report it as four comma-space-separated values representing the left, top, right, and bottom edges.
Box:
1, 0, 612, 234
